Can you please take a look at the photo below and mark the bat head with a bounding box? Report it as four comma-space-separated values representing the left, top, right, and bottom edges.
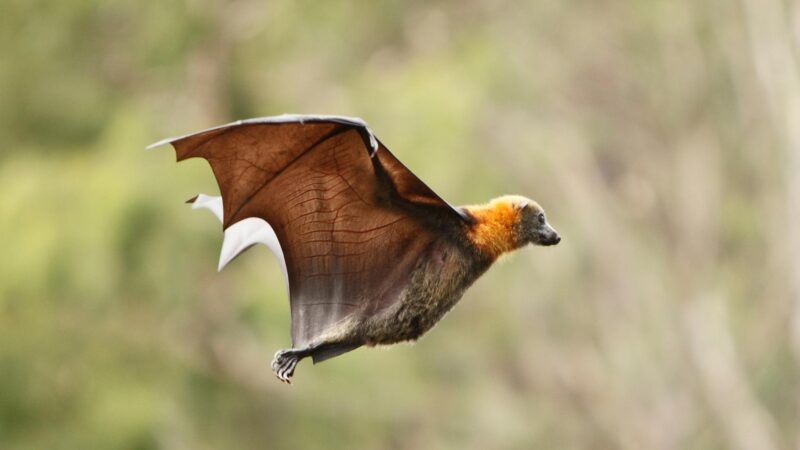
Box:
465, 195, 561, 257
510, 196, 561, 247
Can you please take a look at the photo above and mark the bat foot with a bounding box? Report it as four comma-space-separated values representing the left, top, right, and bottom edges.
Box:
271, 349, 300, 384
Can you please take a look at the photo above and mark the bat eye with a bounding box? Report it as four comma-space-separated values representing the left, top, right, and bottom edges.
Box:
538, 213, 545, 224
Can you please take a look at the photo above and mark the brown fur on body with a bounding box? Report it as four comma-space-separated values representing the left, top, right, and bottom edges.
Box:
358, 237, 492, 345
356, 196, 536, 346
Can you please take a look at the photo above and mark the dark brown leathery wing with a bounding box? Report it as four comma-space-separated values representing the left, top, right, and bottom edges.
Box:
167, 119, 466, 351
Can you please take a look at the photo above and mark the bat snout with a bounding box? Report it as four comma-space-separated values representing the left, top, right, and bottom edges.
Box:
532, 224, 561, 246
542, 232, 561, 246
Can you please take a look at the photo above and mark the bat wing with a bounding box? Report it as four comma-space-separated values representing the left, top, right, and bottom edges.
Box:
152, 115, 468, 351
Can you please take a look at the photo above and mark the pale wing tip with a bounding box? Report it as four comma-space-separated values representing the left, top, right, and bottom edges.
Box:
190, 194, 224, 223
217, 247, 238, 272
145, 137, 176, 150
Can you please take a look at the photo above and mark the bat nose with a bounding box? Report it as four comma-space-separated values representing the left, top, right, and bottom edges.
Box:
538, 230, 560, 246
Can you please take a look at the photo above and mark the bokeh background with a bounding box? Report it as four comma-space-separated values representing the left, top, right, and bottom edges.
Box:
3, 0, 800, 449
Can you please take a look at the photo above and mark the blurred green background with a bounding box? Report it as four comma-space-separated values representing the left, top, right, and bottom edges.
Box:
3, 0, 800, 449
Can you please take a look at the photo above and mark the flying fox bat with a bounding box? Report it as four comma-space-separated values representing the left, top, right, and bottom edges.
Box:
149, 115, 560, 383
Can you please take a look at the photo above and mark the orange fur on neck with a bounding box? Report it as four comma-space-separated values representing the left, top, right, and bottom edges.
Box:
464, 196, 525, 259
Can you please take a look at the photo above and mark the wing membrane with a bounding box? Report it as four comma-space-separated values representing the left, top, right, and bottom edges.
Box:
160, 117, 464, 347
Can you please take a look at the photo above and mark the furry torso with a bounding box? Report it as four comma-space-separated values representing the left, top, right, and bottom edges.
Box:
358, 234, 493, 345
346, 198, 527, 348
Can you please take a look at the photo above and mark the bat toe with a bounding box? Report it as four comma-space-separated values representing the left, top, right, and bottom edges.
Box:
271, 349, 300, 384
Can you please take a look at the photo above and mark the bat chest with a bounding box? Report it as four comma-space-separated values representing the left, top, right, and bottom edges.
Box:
360, 244, 491, 345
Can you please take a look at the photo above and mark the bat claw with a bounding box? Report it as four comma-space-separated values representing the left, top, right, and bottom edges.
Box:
271, 349, 300, 384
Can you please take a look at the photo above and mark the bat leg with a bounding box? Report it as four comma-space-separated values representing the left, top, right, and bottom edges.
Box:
270, 342, 362, 383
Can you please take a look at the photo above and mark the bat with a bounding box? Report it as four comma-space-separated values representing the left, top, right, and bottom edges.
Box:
149, 115, 560, 383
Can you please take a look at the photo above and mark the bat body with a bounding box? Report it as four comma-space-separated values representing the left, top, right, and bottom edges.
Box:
150, 115, 560, 383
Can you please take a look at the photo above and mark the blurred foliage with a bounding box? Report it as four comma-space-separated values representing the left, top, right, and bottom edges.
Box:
3, 0, 800, 449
